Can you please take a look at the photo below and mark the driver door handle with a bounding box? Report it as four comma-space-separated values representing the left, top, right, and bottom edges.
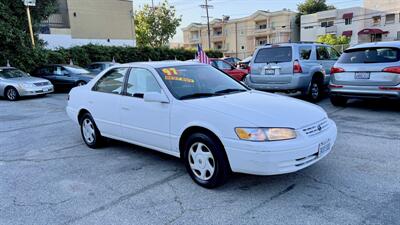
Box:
121, 107, 130, 111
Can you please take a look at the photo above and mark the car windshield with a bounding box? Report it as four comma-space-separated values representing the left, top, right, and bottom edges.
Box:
156, 65, 248, 100
338, 47, 400, 64
0, 68, 30, 79
64, 65, 91, 74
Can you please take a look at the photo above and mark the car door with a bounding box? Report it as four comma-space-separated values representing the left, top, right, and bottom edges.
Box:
38, 66, 57, 84
52, 66, 76, 87
317, 46, 340, 75
119, 67, 171, 151
89, 67, 129, 138
213, 60, 242, 80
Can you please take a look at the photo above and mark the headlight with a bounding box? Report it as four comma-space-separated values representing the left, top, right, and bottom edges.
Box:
235, 128, 296, 141
19, 83, 35, 88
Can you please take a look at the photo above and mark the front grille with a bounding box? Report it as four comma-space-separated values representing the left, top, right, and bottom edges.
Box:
301, 119, 329, 137
34, 82, 49, 86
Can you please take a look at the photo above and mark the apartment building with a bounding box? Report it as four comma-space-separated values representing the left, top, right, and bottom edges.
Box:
182, 9, 299, 58
39, 0, 135, 49
300, 0, 400, 45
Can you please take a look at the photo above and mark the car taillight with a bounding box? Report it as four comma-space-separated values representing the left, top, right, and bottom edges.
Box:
293, 60, 302, 73
330, 67, 345, 74
383, 66, 400, 74
248, 65, 251, 74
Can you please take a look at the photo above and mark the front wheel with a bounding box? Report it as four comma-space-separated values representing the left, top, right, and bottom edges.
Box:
5, 87, 19, 101
183, 133, 230, 188
80, 113, 103, 148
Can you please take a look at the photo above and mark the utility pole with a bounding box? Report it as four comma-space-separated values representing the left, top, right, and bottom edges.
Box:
200, 0, 213, 50
22, 0, 36, 47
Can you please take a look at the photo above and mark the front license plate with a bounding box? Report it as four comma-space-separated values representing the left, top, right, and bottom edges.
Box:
265, 69, 275, 75
318, 139, 331, 157
355, 72, 370, 79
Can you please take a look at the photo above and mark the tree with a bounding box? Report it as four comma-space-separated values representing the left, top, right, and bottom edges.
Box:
317, 34, 350, 45
134, 0, 181, 48
0, 0, 57, 70
295, 0, 335, 26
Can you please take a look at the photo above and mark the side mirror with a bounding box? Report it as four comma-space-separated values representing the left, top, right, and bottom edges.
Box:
144, 92, 169, 103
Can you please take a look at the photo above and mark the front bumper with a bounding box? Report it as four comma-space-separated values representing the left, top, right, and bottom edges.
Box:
17, 85, 54, 96
222, 119, 337, 176
330, 84, 400, 99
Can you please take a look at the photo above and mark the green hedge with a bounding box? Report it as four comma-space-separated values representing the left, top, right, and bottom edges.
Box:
1, 44, 223, 73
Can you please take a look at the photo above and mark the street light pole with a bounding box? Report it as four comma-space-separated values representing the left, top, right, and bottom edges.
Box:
26, 5, 35, 47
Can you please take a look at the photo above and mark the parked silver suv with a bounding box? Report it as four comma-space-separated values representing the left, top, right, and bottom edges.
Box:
330, 41, 400, 106
245, 42, 340, 101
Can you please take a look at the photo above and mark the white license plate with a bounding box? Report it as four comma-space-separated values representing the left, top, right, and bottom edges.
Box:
265, 69, 275, 75
355, 72, 370, 79
318, 139, 331, 157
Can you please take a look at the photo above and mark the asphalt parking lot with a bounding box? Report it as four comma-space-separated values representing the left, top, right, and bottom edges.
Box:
0, 93, 399, 225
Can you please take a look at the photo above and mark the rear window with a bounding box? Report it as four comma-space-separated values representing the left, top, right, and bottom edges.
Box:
254, 47, 292, 63
338, 47, 400, 64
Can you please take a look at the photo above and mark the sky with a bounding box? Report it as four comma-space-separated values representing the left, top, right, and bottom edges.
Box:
133, 0, 363, 42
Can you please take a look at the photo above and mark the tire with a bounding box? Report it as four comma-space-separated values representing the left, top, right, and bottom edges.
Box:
77, 81, 87, 87
330, 95, 348, 107
5, 87, 19, 101
79, 113, 103, 148
183, 132, 230, 188
307, 80, 323, 102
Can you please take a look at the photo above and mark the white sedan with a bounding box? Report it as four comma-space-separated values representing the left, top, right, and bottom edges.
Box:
66, 61, 337, 188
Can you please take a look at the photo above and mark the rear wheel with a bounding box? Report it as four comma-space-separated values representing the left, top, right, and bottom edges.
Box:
183, 133, 230, 188
5, 87, 19, 101
308, 80, 323, 102
79, 113, 103, 148
77, 81, 87, 86
330, 95, 348, 106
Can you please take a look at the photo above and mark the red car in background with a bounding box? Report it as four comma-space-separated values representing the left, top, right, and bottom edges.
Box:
210, 58, 248, 81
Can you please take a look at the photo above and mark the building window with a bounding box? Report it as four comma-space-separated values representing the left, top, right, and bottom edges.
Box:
397, 31, 400, 40
372, 16, 381, 26
345, 18, 352, 25
258, 24, 267, 30
304, 26, 314, 29
385, 14, 395, 24
321, 21, 334, 28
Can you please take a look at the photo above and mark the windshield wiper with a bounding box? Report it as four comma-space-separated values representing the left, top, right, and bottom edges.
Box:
179, 93, 216, 100
214, 88, 247, 95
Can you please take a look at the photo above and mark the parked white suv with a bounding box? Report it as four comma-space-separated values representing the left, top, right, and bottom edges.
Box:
67, 61, 337, 188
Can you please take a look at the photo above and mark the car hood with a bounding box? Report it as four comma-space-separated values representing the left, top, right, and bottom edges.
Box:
6, 77, 50, 84
184, 91, 327, 129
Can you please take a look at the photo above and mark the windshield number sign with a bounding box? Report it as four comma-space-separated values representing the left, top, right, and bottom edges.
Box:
162, 68, 178, 76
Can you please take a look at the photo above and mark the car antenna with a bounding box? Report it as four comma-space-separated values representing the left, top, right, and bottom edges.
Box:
6, 59, 10, 67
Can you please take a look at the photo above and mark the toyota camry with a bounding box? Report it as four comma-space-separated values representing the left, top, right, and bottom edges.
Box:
66, 61, 337, 188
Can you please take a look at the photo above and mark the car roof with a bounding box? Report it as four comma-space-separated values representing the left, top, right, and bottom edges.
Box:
90, 62, 115, 64
347, 41, 400, 50
0, 67, 15, 70
122, 61, 206, 68
259, 42, 330, 48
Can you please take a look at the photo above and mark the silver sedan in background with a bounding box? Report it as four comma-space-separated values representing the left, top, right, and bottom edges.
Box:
330, 41, 400, 106
0, 67, 54, 101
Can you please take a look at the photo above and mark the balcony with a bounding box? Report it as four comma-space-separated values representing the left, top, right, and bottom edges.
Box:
325, 25, 337, 34
212, 34, 225, 42
189, 37, 200, 44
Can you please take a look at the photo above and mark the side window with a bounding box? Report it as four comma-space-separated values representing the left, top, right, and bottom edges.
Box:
93, 68, 128, 94
327, 47, 340, 60
299, 46, 312, 60
317, 46, 330, 60
215, 61, 232, 70
126, 68, 161, 98
53, 66, 68, 76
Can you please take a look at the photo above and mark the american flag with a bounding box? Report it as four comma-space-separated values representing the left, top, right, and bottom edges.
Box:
197, 44, 210, 64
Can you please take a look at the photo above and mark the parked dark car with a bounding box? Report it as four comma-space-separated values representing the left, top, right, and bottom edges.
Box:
86, 62, 118, 74
32, 65, 95, 89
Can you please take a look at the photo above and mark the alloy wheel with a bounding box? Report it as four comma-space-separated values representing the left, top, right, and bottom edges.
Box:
6, 88, 17, 101
82, 118, 95, 144
311, 83, 319, 100
188, 142, 215, 181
